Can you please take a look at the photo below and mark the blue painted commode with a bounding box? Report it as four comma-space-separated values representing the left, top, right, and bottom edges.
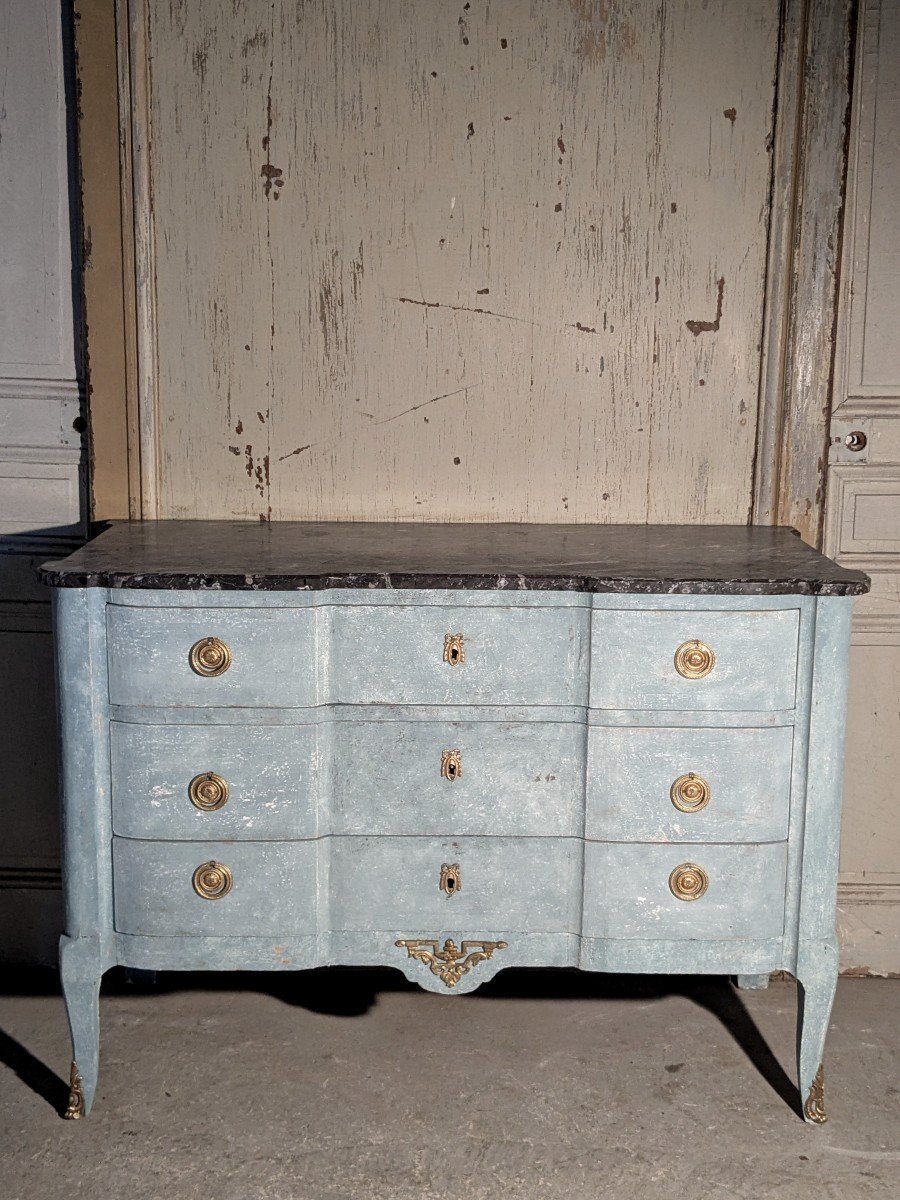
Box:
39, 521, 869, 1124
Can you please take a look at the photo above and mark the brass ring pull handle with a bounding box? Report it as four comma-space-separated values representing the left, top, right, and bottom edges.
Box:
669, 862, 709, 901
670, 773, 711, 813
443, 634, 465, 666
188, 772, 230, 812
189, 636, 233, 677
440, 862, 461, 896
674, 639, 715, 679
192, 860, 233, 900
441, 749, 462, 781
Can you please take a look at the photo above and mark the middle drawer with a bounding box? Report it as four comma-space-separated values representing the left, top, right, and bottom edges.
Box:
109, 718, 585, 839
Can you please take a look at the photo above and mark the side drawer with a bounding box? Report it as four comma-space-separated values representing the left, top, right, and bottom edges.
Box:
110, 722, 316, 839
331, 720, 584, 836
582, 842, 787, 940
329, 836, 582, 934
112, 839, 316, 936
107, 604, 316, 707
590, 608, 799, 711
586, 726, 793, 842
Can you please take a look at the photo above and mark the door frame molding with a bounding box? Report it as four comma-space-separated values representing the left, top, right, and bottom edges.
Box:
752, 0, 856, 546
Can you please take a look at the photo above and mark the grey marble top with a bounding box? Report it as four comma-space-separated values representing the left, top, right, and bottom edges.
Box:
38, 521, 870, 595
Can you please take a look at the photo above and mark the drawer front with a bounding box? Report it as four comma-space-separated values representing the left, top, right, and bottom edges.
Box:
586, 726, 793, 842
582, 842, 787, 940
332, 721, 584, 836
590, 609, 799, 710
107, 605, 316, 707
110, 722, 316, 839
329, 604, 587, 704
112, 839, 316, 936
329, 836, 582, 934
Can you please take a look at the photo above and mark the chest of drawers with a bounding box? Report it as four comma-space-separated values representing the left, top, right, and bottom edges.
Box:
39, 522, 868, 1123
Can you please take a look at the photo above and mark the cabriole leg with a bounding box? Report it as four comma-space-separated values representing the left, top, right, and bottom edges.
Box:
59, 935, 103, 1119
735, 973, 770, 991
796, 954, 838, 1125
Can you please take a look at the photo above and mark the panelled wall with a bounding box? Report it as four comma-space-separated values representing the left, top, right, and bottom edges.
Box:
0, 0, 84, 959
135, 0, 780, 524
826, 0, 900, 976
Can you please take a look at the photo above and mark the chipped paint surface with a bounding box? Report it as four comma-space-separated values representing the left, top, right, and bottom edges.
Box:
144, 0, 779, 522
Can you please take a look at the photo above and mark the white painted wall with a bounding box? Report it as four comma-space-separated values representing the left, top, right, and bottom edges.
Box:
0, 0, 84, 960
826, 0, 900, 975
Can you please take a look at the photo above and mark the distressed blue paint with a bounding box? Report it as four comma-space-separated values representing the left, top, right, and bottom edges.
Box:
49, 585, 856, 1122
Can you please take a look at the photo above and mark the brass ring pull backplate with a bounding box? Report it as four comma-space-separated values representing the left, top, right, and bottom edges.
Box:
440, 862, 461, 896
188, 771, 230, 811
669, 862, 709, 901
441, 749, 462, 781
674, 639, 715, 679
443, 633, 465, 666
192, 860, 233, 900
670, 773, 711, 813
189, 636, 233, 677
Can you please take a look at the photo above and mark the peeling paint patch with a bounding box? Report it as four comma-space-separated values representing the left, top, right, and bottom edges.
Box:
686, 277, 725, 336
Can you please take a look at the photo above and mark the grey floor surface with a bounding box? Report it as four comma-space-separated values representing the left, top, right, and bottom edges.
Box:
0, 970, 897, 1200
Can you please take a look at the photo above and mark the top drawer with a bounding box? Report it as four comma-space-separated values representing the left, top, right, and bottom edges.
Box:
107, 601, 588, 707
590, 608, 799, 711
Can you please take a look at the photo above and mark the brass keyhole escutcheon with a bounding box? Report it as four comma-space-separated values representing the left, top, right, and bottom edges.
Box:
440, 862, 461, 896
669, 862, 709, 901
443, 633, 465, 666
192, 860, 233, 900
441, 749, 462, 781
674, 639, 715, 680
670, 773, 711, 813
189, 636, 233, 677
188, 772, 230, 812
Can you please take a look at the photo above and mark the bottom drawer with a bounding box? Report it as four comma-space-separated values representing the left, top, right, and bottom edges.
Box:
329, 836, 582, 934
113, 839, 316, 936
582, 842, 787, 941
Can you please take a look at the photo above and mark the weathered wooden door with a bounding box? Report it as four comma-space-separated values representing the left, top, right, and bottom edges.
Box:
129, 0, 784, 524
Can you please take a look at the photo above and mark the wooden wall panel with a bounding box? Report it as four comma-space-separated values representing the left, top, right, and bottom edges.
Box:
141, 0, 779, 523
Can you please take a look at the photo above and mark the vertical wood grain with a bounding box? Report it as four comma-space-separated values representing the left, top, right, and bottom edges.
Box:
137, 0, 781, 523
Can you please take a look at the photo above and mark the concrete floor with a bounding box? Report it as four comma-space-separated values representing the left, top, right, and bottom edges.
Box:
0, 971, 897, 1199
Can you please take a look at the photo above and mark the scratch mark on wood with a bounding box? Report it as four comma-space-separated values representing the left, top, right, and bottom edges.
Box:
569, 321, 597, 334
367, 383, 479, 425
394, 297, 536, 325
685, 277, 726, 336
279, 444, 316, 461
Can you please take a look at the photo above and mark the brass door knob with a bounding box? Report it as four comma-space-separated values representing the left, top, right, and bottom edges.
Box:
674, 639, 715, 679
443, 633, 465, 666
441, 749, 462, 781
669, 862, 709, 901
670, 773, 711, 813
192, 860, 233, 900
188, 772, 229, 812
189, 636, 233, 677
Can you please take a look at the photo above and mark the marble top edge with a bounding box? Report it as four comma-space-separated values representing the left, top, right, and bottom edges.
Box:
37, 521, 871, 596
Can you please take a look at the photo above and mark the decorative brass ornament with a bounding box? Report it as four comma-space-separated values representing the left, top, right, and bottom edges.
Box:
441, 749, 463, 781
669, 862, 709, 901
192, 860, 234, 900
439, 862, 461, 896
188, 771, 230, 812
674, 639, 715, 680
395, 937, 507, 988
443, 633, 465, 666
804, 1064, 827, 1124
670, 772, 711, 813
189, 636, 233, 677
64, 1060, 85, 1119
